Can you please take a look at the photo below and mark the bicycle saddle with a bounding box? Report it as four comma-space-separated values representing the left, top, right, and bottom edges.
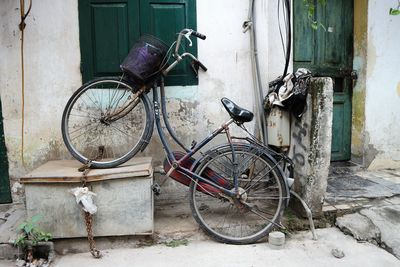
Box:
221, 97, 254, 123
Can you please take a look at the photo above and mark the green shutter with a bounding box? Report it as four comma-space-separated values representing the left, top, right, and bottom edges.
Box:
0, 99, 12, 204
79, 0, 140, 82
78, 0, 197, 86
140, 0, 198, 86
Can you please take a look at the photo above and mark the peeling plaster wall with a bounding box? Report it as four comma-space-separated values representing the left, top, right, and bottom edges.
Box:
0, 0, 82, 202
351, 0, 368, 163
364, 1, 400, 169
0, 0, 287, 202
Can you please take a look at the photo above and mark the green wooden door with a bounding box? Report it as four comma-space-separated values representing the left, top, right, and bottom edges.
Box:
0, 100, 12, 204
78, 0, 197, 86
294, 0, 353, 161
140, 0, 197, 85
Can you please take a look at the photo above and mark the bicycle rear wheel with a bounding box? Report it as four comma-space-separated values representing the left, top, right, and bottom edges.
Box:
189, 143, 287, 244
61, 77, 153, 168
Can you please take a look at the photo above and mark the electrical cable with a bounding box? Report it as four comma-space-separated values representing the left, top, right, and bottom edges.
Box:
277, 0, 291, 79
282, 0, 291, 78
19, 0, 32, 165
278, 0, 286, 59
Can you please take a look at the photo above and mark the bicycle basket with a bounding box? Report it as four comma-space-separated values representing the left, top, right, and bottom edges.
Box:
120, 35, 169, 83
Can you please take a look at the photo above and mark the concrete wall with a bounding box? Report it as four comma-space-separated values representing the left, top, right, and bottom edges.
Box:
0, 0, 289, 202
364, 1, 400, 169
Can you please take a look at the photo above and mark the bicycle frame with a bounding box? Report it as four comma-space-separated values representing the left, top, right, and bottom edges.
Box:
149, 79, 294, 209
152, 77, 240, 198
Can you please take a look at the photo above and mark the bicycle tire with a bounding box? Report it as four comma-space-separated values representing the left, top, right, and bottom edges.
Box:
61, 77, 153, 168
189, 143, 287, 244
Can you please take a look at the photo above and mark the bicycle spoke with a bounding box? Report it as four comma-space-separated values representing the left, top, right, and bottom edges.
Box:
69, 113, 98, 120
71, 124, 101, 142
109, 124, 133, 138
84, 91, 103, 112
109, 89, 130, 115
69, 121, 97, 138
246, 196, 282, 200
243, 163, 280, 193
248, 208, 280, 228
89, 89, 104, 113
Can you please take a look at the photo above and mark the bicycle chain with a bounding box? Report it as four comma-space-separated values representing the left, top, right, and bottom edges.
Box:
80, 161, 102, 259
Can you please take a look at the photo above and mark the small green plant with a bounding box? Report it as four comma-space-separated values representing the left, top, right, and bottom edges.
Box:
303, 0, 327, 30
14, 215, 52, 248
389, 8, 400, 15
390, 0, 400, 15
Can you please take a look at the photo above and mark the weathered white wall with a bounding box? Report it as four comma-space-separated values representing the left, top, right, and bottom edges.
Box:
0, 0, 82, 202
365, 0, 400, 169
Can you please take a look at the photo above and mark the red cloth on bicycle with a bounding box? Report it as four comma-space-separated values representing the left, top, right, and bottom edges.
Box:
163, 151, 231, 194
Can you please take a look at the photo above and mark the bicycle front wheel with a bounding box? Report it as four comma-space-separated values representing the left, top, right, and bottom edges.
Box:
61, 77, 153, 168
189, 144, 287, 244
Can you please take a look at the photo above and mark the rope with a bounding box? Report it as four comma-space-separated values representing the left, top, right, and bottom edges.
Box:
19, 0, 32, 165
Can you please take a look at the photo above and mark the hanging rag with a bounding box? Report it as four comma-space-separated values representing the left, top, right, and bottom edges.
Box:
265, 68, 312, 119
70, 187, 98, 215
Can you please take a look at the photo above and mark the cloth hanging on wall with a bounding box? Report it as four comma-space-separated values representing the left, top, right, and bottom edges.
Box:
265, 68, 312, 119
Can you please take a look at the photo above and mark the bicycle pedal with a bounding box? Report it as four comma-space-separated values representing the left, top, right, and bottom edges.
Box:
151, 183, 161, 196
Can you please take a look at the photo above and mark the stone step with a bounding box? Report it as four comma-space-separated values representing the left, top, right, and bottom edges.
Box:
336, 202, 400, 259
0, 204, 26, 260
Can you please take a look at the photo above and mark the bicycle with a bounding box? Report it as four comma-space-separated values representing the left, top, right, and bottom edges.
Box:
61, 29, 301, 244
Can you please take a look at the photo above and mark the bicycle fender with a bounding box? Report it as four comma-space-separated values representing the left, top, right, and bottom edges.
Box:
139, 120, 153, 152
139, 93, 154, 152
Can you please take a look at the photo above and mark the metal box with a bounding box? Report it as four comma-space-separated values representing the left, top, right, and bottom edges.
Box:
21, 158, 153, 238
267, 107, 291, 147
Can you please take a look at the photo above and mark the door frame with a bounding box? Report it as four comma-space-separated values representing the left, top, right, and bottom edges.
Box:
0, 99, 12, 204
293, 0, 354, 162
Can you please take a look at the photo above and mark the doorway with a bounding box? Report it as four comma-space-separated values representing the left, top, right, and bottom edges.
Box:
0, 99, 12, 204
293, 0, 354, 161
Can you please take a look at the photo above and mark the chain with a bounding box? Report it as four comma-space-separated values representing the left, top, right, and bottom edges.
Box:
79, 160, 102, 258
79, 160, 92, 186
83, 211, 102, 258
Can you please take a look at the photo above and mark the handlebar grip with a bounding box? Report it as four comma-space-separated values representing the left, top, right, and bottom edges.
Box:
197, 60, 207, 72
191, 31, 206, 40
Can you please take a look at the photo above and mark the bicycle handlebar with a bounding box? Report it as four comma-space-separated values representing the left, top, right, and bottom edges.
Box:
196, 59, 207, 71
175, 29, 206, 54
165, 29, 207, 76
191, 30, 206, 40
